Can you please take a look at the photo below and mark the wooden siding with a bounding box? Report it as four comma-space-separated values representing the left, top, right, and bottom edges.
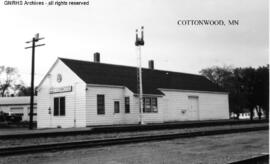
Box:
85, 86, 165, 126
160, 89, 229, 122
37, 59, 229, 128
37, 60, 86, 128
132, 97, 164, 124
86, 86, 139, 125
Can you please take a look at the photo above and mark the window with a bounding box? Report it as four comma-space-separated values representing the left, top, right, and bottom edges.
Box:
114, 101, 120, 113
143, 97, 158, 113
10, 107, 24, 114
151, 98, 158, 112
10, 107, 24, 110
54, 97, 65, 116
125, 97, 130, 113
97, 95, 105, 114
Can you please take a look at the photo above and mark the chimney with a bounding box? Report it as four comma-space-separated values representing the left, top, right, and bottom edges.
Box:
148, 60, 154, 69
94, 52, 100, 63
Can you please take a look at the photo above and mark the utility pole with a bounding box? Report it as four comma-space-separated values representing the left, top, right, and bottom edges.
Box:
135, 26, 144, 125
25, 33, 45, 129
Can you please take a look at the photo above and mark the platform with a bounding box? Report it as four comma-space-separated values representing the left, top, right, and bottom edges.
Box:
0, 119, 267, 139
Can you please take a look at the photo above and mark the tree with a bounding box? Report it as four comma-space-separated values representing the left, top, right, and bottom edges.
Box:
16, 85, 37, 96
254, 65, 269, 120
200, 65, 269, 120
229, 68, 248, 119
199, 65, 234, 88
199, 65, 243, 117
240, 67, 257, 120
0, 66, 21, 97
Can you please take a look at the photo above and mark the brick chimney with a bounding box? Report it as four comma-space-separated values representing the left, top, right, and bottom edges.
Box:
148, 60, 154, 69
94, 52, 100, 63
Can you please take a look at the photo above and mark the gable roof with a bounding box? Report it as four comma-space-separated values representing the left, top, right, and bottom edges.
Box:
59, 58, 225, 95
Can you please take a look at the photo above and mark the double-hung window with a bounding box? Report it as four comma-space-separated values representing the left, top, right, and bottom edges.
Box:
114, 101, 120, 113
97, 95, 105, 114
125, 97, 130, 113
143, 97, 158, 113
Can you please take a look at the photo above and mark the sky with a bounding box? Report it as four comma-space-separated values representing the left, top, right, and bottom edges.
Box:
0, 0, 268, 86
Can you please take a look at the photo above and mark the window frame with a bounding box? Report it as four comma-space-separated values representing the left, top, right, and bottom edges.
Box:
53, 96, 65, 116
125, 97, 130, 113
114, 101, 120, 114
143, 97, 158, 113
97, 94, 105, 115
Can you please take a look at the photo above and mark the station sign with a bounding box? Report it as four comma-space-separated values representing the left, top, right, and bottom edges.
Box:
49, 86, 72, 94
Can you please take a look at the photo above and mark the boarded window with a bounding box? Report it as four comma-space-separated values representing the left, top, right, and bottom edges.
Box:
97, 95, 105, 114
125, 97, 130, 113
114, 101, 120, 113
54, 97, 65, 116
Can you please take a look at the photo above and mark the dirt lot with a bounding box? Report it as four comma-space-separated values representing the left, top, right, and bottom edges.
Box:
0, 130, 268, 164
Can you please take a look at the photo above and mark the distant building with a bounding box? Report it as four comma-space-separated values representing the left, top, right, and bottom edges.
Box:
0, 96, 37, 121
37, 54, 229, 128
230, 108, 265, 119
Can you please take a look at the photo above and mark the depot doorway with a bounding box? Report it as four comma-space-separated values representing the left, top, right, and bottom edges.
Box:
188, 96, 199, 120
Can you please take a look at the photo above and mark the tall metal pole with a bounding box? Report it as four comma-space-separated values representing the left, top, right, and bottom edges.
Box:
135, 26, 144, 125
138, 46, 144, 124
25, 33, 45, 130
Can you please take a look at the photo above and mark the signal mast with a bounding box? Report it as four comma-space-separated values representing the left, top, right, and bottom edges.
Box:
135, 26, 144, 124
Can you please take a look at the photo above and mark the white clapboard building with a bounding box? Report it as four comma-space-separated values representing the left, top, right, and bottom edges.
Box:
0, 96, 37, 121
37, 54, 229, 128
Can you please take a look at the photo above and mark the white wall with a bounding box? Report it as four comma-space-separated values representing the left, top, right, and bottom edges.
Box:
85, 85, 167, 126
37, 60, 86, 128
160, 89, 229, 122
0, 106, 10, 114
86, 86, 139, 126
132, 96, 164, 124
37, 59, 230, 128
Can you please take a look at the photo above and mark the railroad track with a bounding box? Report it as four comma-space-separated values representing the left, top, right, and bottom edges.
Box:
0, 125, 268, 156
0, 119, 268, 139
228, 154, 269, 164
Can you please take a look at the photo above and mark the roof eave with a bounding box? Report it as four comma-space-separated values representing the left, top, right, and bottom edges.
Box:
158, 88, 228, 95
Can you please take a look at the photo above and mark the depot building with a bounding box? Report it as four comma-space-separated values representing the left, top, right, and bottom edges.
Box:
37, 53, 229, 128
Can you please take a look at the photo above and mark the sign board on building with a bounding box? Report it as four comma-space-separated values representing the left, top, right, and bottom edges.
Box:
49, 86, 72, 94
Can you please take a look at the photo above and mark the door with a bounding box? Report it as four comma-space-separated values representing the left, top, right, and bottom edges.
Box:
188, 96, 199, 120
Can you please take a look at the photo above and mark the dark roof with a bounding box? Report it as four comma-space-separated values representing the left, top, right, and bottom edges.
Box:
59, 58, 225, 95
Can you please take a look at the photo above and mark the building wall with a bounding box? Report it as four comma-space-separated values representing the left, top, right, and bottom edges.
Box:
0, 106, 10, 113
0, 105, 37, 121
85, 87, 229, 126
85, 85, 166, 126
160, 89, 229, 122
86, 86, 140, 126
37, 60, 230, 128
37, 60, 86, 128
132, 96, 165, 124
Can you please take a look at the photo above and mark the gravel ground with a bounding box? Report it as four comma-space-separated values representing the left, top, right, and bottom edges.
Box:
0, 123, 268, 148
0, 130, 268, 164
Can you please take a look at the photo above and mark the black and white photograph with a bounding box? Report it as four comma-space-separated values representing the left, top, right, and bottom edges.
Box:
0, 0, 269, 163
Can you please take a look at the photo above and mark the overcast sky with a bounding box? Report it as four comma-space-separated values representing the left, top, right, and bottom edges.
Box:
0, 0, 268, 85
